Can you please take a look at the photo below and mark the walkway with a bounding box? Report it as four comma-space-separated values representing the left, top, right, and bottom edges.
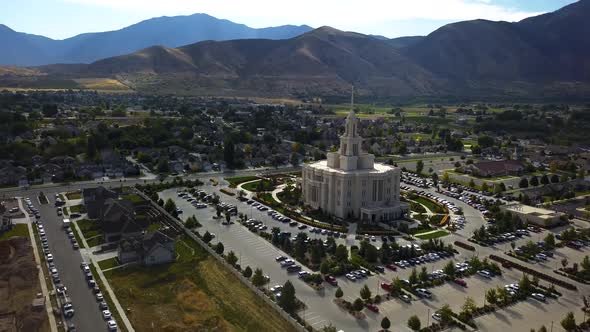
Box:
271, 184, 287, 204
72, 220, 135, 332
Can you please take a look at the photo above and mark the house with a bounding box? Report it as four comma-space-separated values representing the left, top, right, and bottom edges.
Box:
464, 160, 525, 178
117, 231, 176, 265
82, 186, 118, 219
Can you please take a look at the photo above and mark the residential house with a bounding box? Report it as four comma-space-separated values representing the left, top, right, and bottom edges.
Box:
82, 186, 118, 219
100, 198, 147, 242
464, 160, 525, 178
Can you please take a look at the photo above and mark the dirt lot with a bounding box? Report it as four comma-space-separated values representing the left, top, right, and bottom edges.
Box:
0, 233, 49, 332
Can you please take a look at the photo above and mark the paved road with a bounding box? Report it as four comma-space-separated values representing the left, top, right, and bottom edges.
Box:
29, 194, 107, 332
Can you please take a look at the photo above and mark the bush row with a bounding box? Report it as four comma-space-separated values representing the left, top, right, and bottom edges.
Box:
489, 255, 577, 290
454, 241, 476, 251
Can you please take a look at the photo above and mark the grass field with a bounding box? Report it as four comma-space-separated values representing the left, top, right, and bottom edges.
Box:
69, 223, 86, 249
225, 176, 260, 188
415, 230, 450, 240
414, 197, 446, 214
98, 257, 120, 270
104, 235, 296, 332
90, 264, 128, 332
74, 78, 131, 91
69, 205, 82, 213
65, 192, 82, 200
0, 224, 29, 240
122, 193, 145, 203
242, 179, 276, 192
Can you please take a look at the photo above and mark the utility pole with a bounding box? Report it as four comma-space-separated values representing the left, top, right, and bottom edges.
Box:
427, 308, 430, 327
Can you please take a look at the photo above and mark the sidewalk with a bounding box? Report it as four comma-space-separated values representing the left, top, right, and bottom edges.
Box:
72, 220, 135, 332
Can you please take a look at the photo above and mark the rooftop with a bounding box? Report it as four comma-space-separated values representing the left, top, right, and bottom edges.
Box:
305, 160, 396, 175
503, 203, 564, 219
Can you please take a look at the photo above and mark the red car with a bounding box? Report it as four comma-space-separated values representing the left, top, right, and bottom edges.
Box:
381, 282, 393, 292
386, 264, 397, 271
324, 275, 338, 286
453, 278, 467, 287
366, 304, 379, 313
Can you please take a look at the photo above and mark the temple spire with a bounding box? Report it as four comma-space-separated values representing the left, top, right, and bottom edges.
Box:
349, 85, 355, 117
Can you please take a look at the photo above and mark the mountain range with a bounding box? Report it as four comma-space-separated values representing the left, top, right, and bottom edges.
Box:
2, 0, 590, 99
0, 14, 312, 66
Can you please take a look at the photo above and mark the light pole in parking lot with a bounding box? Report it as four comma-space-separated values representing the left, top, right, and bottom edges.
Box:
426, 308, 430, 327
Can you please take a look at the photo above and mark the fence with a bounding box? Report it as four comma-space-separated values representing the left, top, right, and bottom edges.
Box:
134, 189, 308, 332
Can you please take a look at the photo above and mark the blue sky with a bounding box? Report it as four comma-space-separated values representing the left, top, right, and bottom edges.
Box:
0, 0, 578, 39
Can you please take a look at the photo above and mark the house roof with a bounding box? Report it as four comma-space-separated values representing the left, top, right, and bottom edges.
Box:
473, 160, 524, 174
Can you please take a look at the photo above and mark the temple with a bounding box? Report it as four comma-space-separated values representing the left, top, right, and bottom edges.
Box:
301, 89, 407, 223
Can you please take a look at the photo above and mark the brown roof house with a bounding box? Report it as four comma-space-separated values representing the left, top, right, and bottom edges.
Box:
100, 198, 148, 242
83, 186, 118, 219
463, 160, 525, 178
117, 231, 176, 266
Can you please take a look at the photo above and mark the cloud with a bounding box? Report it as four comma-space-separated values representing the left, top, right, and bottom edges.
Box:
61, 0, 543, 35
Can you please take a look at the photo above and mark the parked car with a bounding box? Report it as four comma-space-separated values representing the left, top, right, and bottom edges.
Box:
400, 294, 411, 303
63, 302, 75, 318
107, 319, 118, 331
366, 304, 379, 313
531, 293, 546, 302
324, 275, 338, 286
102, 310, 112, 320
453, 278, 467, 287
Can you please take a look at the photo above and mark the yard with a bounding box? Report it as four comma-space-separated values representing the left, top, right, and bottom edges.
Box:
225, 175, 260, 188
122, 193, 145, 204
242, 179, 276, 192
414, 230, 450, 240
65, 191, 82, 200
98, 257, 120, 270
75, 219, 104, 247
414, 197, 447, 214
69, 205, 83, 213
104, 235, 296, 332
0, 224, 29, 240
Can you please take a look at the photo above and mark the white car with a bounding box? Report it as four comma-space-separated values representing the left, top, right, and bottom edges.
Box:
46, 254, 54, 262
531, 293, 546, 302
102, 310, 112, 320
345, 273, 356, 281
477, 270, 492, 278
432, 312, 442, 321
107, 319, 118, 331
96, 292, 104, 301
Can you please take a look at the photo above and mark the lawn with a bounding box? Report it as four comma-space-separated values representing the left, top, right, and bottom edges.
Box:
89, 264, 128, 332
225, 176, 259, 188
104, 235, 296, 332
65, 191, 82, 200
415, 230, 450, 240
98, 257, 120, 270
242, 179, 276, 192
122, 193, 145, 204
75, 219, 103, 247
86, 235, 105, 248
0, 224, 29, 240
414, 197, 446, 214
69, 223, 86, 249
69, 205, 82, 213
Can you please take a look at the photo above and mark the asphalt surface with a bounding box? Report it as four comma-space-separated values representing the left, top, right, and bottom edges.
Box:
31, 194, 107, 332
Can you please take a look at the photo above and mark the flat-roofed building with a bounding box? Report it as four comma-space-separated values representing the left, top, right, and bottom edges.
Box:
501, 203, 565, 227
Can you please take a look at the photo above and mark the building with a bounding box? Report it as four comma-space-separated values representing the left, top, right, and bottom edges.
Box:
83, 186, 118, 219
301, 94, 407, 223
464, 160, 525, 178
117, 231, 176, 266
501, 203, 565, 227
100, 198, 148, 242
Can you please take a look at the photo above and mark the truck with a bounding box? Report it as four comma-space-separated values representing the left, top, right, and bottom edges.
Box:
62, 218, 71, 229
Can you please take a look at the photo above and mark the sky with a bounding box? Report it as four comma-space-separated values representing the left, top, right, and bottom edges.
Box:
0, 0, 578, 40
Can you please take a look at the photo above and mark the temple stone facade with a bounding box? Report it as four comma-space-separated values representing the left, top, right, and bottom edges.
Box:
302, 98, 407, 223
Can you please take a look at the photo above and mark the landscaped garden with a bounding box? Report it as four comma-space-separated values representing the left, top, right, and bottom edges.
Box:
242, 179, 276, 192
225, 175, 260, 188
65, 191, 82, 200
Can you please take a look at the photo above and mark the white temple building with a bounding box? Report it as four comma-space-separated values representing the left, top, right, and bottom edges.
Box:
302, 92, 407, 223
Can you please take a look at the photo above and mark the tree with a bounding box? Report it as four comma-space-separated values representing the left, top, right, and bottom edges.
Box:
320, 261, 330, 275
560, 312, 576, 331
582, 255, 590, 271
408, 315, 421, 331
223, 137, 235, 169
226, 251, 238, 266
438, 304, 454, 324
551, 174, 560, 183
432, 172, 439, 186
561, 258, 569, 269
416, 160, 424, 174
335, 287, 343, 299
541, 174, 549, 185
461, 297, 477, 318
519, 177, 529, 188
320, 325, 338, 332
215, 242, 224, 255
242, 266, 253, 278
164, 198, 176, 214
225, 212, 231, 224
442, 172, 450, 183
202, 231, 213, 243
519, 273, 532, 295
409, 267, 419, 285
278, 281, 297, 313
481, 182, 489, 192
252, 268, 266, 287
486, 288, 498, 306
538, 326, 548, 332
469, 179, 476, 188
86, 135, 97, 160
544, 233, 556, 249
530, 176, 539, 186
443, 260, 456, 278
335, 244, 349, 262
238, 190, 246, 199
360, 284, 372, 301
381, 317, 391, 330
419, 266, 428, 282
290, 153, 299, 167
352, 298, 364, 312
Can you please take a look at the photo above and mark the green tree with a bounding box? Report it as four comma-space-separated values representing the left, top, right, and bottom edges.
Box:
538, 326, 548, 332
290, 152, 299, 167
443, 260, 456, 278
202, 231, 213, 243
320, 261, 330, 275
409, 267, 419, 285
530, 176, 539, 186
461, 297, 477, 318
251, 268, 266, 287
438, 304, 454, 324
582, 256, 590, 271
86, 135, 97, 160
519, 177, 529, 188
164, 198, 176, 214
215, 242, 224, 255
335, 244, 349, 262
278, 281, 297, 313
360, 284, 372, 301
408, 315, 421, 331
242, 266, 253, 278
335, 287, 343, 299
541, 174, 549, 185
551, 174, 560, 183
544, 233, 556, 249
419, 266, 428, 282
320, 325, 337, 332
519, 273, 532, 295
481, 182, 489, 192
560, 312, 576, 331
352, 298, 364, 312
485, 288, 498, 306
416, 160, 424, 174
226, 251, 238, 266
432, 172, 439, 186
469, 179, 476, 188
381, 317, 391, 330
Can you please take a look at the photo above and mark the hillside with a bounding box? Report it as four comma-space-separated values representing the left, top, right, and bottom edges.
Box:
0, 14, 312, 66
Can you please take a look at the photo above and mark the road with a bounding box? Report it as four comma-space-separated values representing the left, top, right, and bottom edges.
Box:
30, 194, 107, 332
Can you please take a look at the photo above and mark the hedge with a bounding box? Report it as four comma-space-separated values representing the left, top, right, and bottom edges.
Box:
454, 241, 476, 251
488, 255, 577, 290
